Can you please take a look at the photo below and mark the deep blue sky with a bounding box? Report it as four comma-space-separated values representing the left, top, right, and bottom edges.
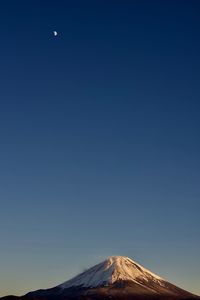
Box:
0, 0, 200, 296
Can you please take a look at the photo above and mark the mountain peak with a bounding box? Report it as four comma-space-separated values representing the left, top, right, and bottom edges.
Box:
60, 255, 163, 289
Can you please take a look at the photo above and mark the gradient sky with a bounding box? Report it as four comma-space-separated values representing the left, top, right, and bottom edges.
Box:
0, 0, 200, 297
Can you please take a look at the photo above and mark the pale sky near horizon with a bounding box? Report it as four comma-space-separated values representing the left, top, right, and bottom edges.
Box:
0, 0, 199, 297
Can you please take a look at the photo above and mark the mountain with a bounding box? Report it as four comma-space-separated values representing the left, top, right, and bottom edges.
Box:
1, 256, 199, 300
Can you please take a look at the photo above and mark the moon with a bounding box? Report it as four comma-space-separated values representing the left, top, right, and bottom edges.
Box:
53, 31, 58, 36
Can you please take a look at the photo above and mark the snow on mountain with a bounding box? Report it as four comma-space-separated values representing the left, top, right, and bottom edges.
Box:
60, 256, 164, 289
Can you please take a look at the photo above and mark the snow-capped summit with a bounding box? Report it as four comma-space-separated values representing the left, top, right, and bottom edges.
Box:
60, 256, 163, 289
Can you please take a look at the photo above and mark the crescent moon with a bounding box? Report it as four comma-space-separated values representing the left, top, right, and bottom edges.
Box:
53, 31, 58, 36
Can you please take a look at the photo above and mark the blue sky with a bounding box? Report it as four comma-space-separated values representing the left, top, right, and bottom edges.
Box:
0, 0, 200, 296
